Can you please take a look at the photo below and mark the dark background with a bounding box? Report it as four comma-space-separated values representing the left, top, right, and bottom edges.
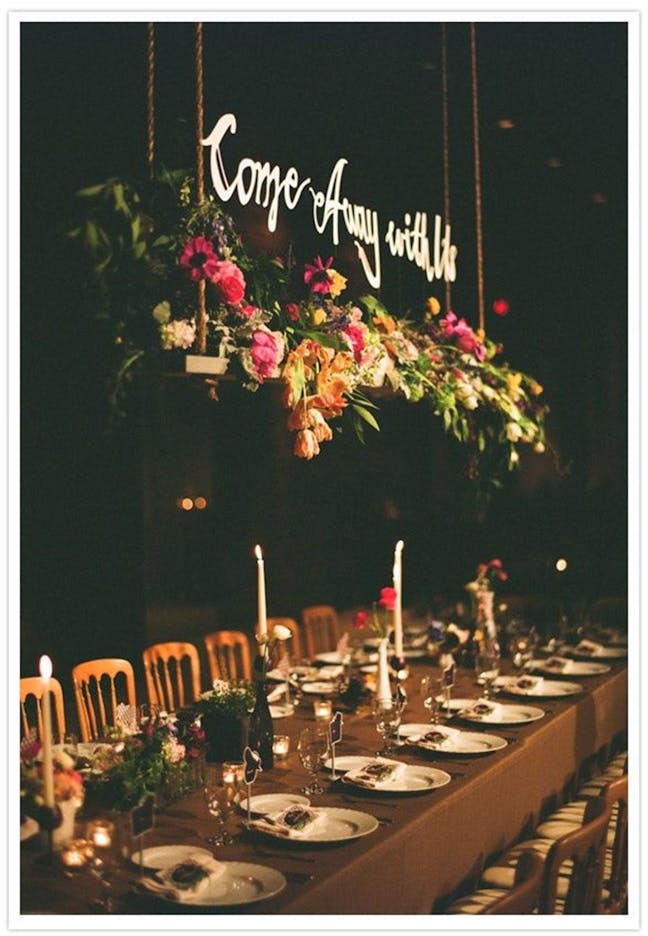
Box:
20, 21, 627, 679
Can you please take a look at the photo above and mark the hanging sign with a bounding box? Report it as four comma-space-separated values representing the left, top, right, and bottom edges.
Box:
202, 113, 458, 291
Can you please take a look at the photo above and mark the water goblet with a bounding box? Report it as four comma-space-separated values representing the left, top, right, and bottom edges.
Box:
420, 677, 440, 725
373, 699, 402, 756
476, 646, 501, 700
297, 727, 329, 795
203, 768, 235, 846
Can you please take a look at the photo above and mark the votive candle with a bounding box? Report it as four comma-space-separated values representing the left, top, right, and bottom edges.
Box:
313, 699, 332, 723
222, 761, 245, 785
272, 734, 290, 759
87, 819, 114, 850
60, 838, 91, 868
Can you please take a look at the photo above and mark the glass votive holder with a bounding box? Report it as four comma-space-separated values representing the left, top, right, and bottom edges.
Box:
60, 837, 93, 869
313, 699, 332, 724
272, 734, 291, 759
87, 818, 115, 851
222, 762, 245, 786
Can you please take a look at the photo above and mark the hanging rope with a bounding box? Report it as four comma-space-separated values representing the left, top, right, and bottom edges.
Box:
146, 23, 155, 179
440, 24, 452, 313
194, 22, 207, 353
469, 22, 486, 336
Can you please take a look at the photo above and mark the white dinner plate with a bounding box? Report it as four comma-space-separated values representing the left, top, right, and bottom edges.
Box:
435, 696, 479, 712
404, 648, 427, 660
322, 755, 375, 773
568, 646, 627, 661
314, 651, 344, 665
342, 762, 451, 793
405, 728, 508, 755
526, 659, 611, 677
141, 861, 287, 907
360, 664, 377, 674
238, 793, 310, 816
249, 807, 379, 843
301, 682, 337, 695
495, 676, 583, 698
130, 844, 216, 870
270, 703, 294, 719
458, 703, 545, 726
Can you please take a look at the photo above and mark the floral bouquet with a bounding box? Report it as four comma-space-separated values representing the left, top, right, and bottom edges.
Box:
465, 558, 509, 594
20, 738, 84, 822
198, 680, 256, 718
353, 587, 397, 641
465, 559, 508, 641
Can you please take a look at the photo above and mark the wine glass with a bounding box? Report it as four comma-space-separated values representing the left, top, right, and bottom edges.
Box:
476, 644, 501, 700
373, 698, 402, 756
297, 727, 329, 795
203, 767, 235, 846
420, 677, 440, 725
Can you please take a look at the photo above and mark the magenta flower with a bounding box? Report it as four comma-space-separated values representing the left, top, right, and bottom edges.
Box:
304, 256, 333, 295
341, 323, 366, 363
209, 259, 246, 306
439, 311, 486, 362
179, 236, 219, 282
250, 329, 284, 381
378, 586, 397, 611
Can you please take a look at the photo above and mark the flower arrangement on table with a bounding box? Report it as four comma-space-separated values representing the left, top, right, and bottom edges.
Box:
83, 711, 206, 814
197, 679, 256, 717
71, 173, 548, 486
20, 738, 84, 821
465, 558, 509, 594
465, 558, 509, 642
353, 587, 397, 641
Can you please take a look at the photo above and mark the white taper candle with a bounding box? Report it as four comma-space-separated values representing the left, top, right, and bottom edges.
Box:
38, 655, 55, 808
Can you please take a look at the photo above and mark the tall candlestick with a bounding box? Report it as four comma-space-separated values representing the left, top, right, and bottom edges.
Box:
38, 655, 55, 808
392, 540, 404, 657
254, 545, 268, 640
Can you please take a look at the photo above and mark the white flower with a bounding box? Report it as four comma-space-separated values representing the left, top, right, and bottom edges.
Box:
162, 737, 186, 764
152, 300, 171, 324
53, 750, 75, 772
481, 385, 497, 402
534, 441, 545, 454
462, 395, 479, 411
506, 422, 523, 442
160, 318, 196, 350
212, 679, 229, 694
510, 449, 520, 465
271, 624, 292, 642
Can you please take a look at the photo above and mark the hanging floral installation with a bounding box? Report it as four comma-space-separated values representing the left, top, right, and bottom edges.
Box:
70, 172, 547, 485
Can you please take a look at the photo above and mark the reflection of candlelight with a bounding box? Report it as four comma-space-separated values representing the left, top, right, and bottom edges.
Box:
61, 838, 92, 868
87, 819, 114, 850
222, 761, 245, 785
272, 734, 290, 759
313, 699, 332, 723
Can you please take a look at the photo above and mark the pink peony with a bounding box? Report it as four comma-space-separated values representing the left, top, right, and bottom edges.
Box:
440, 311, 486, 362
341, 323, 366, 363
209, 260, 246, 305
179, 236, 219, 282
250, 329, 284, 381
237, 303, 258, 318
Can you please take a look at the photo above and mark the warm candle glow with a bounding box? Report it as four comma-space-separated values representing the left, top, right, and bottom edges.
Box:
39, 655, 55, 808
313, 699, 332, 723
254, 544, 263, 560
272, 734, 290, 759
255, 545, 268, 639
39, 655, 53, 680
88, 819, 114, 850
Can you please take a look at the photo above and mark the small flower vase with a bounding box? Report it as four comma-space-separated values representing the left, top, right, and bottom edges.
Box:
249, 656, 274, 770
52, 797, 82, 849
376, 638, 393, 707
474, 589, 497, 640
202, 712, 250, 764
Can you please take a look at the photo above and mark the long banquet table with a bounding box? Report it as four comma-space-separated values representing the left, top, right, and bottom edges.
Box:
20, 658, 627, 915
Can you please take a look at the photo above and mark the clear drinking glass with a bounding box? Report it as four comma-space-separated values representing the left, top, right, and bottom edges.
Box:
203, 768, 235, 846
297, 727, 329, 795
373, 699, 402, 756
476, 645, 501, 699
420, 677, 440, 724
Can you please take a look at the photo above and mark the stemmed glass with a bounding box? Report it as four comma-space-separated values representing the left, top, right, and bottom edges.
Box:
420, 677, 440, 725
475, 643, 501, 700
203, 767, 236, 846
373, 698, 402, 756
297, 727, 329, 795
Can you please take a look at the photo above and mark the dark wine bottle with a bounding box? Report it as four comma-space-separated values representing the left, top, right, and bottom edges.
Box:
249, 659, 274, 769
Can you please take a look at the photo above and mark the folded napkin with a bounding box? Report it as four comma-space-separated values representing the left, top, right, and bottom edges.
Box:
543, 655, 574, 674
514, 675, 545, 695
267, 684, 288, 703
408, 726, 460, 751
247, 805, 322, 839
460, 699, 504, 721
135, 853, 225, 902
316, 665, 343, 680
351, 759, 406, 788
573, 639, 604, 656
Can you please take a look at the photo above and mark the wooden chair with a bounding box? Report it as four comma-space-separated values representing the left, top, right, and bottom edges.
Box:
482, 851, 545, 915
72, 658, 136, 742
600, 774, 628, 914
20, 676, 66, 742
301, 605, 341, 658
539, 797, 611, 914
142, 641, 202, 712
204, 631, 252, 683
267, 617, 302, 661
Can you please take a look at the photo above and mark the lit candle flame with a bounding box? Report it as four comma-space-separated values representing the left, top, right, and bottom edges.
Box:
39, 655, 53, 680
254, 544, 263, 561
395, 539, 404, 556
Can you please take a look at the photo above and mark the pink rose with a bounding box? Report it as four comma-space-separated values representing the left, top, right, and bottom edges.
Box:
237, 303, 258, 318
209, 260, 246, 305
285, 302, 300, 322
250, 329, 284, 381
353, 611, 369, 629
341, 323, 366, 363
378, 587, 397, 611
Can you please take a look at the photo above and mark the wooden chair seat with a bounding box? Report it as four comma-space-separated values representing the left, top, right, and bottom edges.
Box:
142, 641, 202, 712
20, 676, 66, 742
445, 850, 544, 914
72, 658, 136, 741
204, 631, 252, 683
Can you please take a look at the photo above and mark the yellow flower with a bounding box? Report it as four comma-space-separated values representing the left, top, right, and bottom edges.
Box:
373, 311, 396, 334
426, 296, 441, 317
507, 372, 523, 398
327, 269, 347, 298
529, 380, 543, 396
312, 308, 327, 326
